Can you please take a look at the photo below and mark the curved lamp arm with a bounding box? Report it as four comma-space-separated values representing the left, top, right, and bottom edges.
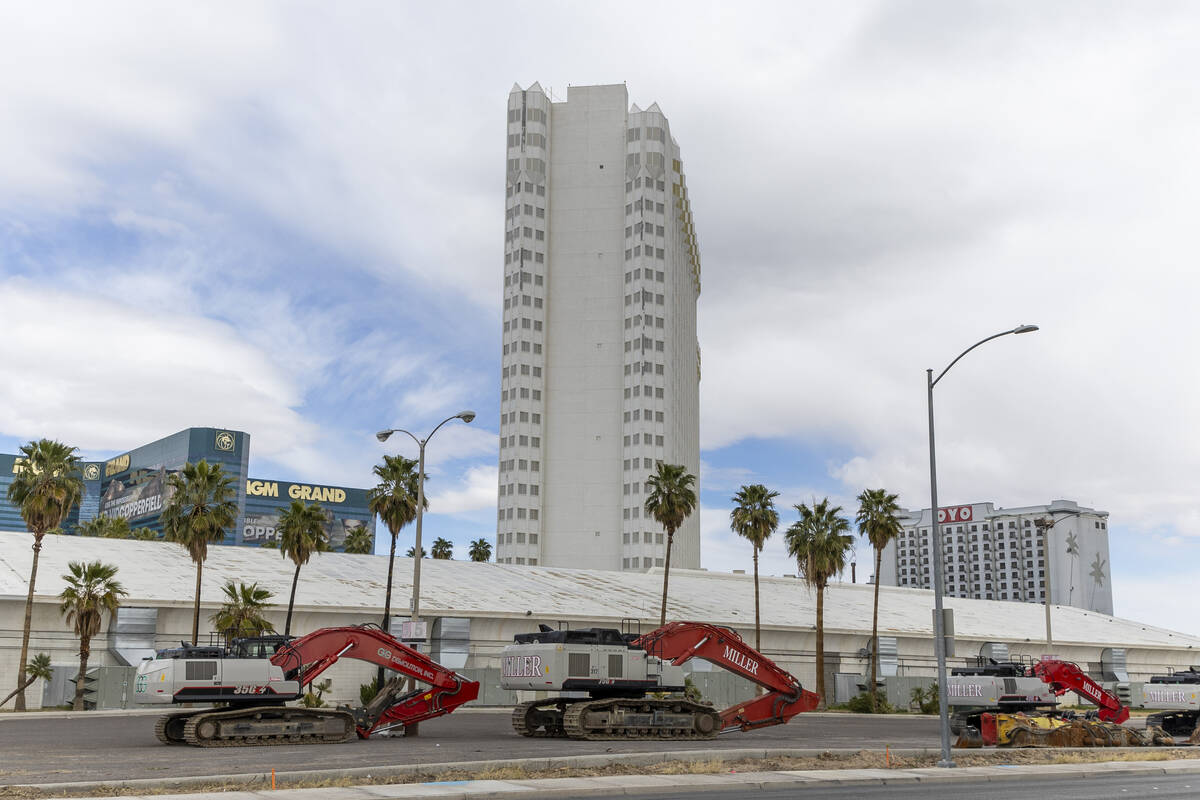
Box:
377, 410, 475, 447
931, 324, 1038, 388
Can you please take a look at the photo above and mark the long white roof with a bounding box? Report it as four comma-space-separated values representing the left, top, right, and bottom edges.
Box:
1, 532, 1195, 650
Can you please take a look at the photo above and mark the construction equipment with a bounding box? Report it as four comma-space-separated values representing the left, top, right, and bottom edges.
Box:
501, 620, 820, 740
971, 711, 1171, 748
135, 624, 480, 746
1142, 668, 1200, 741
952, 658, 1147, 748
947, 657, 1060, 734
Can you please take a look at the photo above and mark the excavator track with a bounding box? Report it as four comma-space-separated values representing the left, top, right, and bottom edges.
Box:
154, 711, 195, 744
180, 705, 355, 747
511, 699, 570, 737
561, 698, 721, 741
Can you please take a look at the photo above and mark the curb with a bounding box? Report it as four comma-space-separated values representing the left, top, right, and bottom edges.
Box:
16, 746, 1200, 797
31, 758, 1200, 800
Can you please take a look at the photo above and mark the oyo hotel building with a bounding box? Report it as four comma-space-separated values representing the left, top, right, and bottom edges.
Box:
1, 427, 374, 552
874, 499, 1113, 614
497, 82, 702, 572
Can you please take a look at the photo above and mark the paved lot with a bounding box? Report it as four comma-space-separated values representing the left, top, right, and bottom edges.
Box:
0, 709, 941, 785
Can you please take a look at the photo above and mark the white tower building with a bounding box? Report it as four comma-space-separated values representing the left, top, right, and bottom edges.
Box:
874, 499, 1113, 614
496, 83, 701, 571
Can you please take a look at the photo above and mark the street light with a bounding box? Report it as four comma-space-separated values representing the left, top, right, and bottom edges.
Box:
376, 409, 475, 735
927, 324, 1037, 768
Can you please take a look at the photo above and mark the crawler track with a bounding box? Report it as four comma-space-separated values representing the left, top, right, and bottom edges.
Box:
154, 706, 355, 747
511, 699, 570, 737
153, 712, 193, 745
561, 698, 722, 741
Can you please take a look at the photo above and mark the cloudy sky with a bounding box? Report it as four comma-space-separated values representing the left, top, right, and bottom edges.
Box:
1, 2, 1196, 633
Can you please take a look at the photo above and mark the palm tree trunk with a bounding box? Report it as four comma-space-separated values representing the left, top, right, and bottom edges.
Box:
379, 531, 398, 689
659, 530, 674, 626
382, 531, 398, 629
870, 547, 883, 712
815, 584, 826, 710
753, 547, 761, 651
72, 636, 91, 711
192, 561, 203, 645
13, 533, 44, 711
285, 562, 301, 636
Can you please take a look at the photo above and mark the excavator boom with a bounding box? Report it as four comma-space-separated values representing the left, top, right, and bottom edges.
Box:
1033, 659, 1129, 724
273, 625, 480, 738
634, 621, 821, 731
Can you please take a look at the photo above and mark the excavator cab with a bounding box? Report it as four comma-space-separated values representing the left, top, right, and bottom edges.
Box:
227, 635, 293, 659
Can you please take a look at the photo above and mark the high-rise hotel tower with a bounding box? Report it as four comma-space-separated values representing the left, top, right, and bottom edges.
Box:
497, 83, 701, 571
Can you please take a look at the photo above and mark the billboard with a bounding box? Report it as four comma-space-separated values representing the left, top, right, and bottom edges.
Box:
99, 467, 176, 523
242, 511, 371, 551
243, 478, 371, 551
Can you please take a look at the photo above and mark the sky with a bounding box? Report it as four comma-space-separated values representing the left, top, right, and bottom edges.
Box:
1, 2, 1197, 634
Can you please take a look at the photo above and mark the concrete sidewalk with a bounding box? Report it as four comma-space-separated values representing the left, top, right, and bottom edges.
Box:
36, 757, 1200, 800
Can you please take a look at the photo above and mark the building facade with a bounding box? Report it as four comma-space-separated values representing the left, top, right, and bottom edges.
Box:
875, 499, 1113, 614
497, 82, 702, 572
2, 427, 374, 552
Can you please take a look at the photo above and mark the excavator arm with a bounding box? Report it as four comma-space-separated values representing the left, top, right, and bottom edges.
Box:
634, 621, 821, 732
271, 625, 480, 738
1033, 659, 1129, 724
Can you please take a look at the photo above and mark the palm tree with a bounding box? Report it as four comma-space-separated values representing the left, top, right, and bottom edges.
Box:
643, 462, 698, 626
343, 525, 374, 554
160, 460, 238, 645
77, 516, 132, 538
431, 537, 453, 559
0, 654, 53, 709
210, 581, 275, 640
855, 488, 904, 712
6, 439, 83, 711
730, 484, 780, 650
468, 538, 492, 562
277, 500, 329, 636
367, 456, 426, 633
405, 545, 427, 558
59, 560, 126, 710
785, 498, 853, 710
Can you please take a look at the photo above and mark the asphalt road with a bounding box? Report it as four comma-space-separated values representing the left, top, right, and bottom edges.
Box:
0, 709, 941, 786
622, 773, 1200, 800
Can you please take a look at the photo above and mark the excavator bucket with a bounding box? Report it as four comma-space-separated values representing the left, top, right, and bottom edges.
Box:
954, 726, 983, 748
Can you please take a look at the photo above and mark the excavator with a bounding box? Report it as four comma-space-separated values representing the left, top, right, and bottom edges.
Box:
501, 620, 821, 740
954, 659, 1170, 747
1141, 668, 1200, 741
135, 624, 480, 746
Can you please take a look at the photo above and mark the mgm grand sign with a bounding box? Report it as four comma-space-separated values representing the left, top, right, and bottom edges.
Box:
245, 480, 348, 505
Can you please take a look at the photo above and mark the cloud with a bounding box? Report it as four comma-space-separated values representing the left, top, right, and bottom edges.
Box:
426, 464, 500, 515
3, 1, 1200, 628
0, 278, 316, 455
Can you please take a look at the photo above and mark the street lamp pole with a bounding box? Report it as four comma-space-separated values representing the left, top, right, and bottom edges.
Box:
927, 324, 1037, 768
1034, 516, 1055, 651
376, 409, 475, 736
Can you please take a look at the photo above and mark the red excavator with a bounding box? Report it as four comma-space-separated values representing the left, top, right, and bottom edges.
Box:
135, 624, 480, 746
501, 620, 821, 740
958, 658, 1147, 747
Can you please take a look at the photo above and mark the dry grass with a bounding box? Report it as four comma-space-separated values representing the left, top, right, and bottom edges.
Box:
3, 748, 1198, 798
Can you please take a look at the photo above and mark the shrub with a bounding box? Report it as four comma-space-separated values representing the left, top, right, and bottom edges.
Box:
360, 677, 381, 706
910, 683, 939, 714
842, 690, 894, 714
